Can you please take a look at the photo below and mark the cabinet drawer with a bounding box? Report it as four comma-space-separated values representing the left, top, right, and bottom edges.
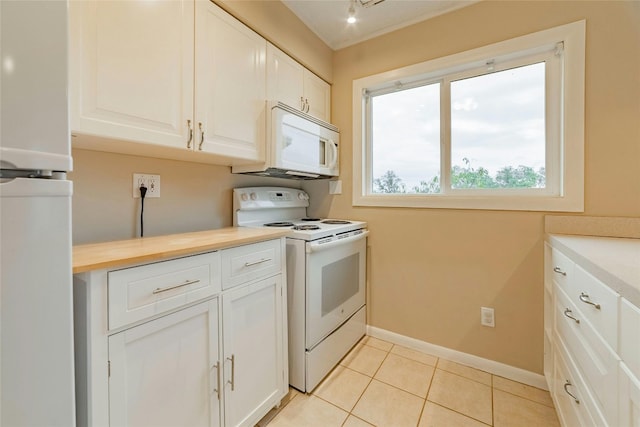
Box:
620, 298, 640, 379
553, 340, 608, 427
550, 247, 574, 290
108, 252, 221, 330
555, 283, 619, 424
221, 239, 281, 290
569, 265, 619, 351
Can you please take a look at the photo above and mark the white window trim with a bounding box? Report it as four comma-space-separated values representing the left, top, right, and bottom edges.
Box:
352, 20, 585, 212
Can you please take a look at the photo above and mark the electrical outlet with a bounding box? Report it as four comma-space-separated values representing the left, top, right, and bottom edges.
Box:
133, 173, 161, 198
481, 307, 495, 327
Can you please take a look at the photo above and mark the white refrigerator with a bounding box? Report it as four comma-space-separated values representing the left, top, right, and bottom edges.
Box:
0, 1, 76, 426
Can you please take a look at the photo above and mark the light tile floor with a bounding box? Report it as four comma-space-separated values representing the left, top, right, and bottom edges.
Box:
260, 335, 560, 427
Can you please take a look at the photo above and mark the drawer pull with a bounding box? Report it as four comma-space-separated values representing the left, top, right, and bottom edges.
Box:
563, 308, 580, 324
553, 267, 567, 276
227, 354, 235, 391
579, 292, 601, 310
563, 380, 580, 404
244, 258, 272, 267
152, 279, 200, 294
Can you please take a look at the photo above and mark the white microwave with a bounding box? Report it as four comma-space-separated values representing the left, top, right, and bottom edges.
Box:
232, 101, 339, 179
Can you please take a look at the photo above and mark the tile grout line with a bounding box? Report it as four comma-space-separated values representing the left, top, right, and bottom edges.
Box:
491, 372, 495, 426
270, 337, 558, 427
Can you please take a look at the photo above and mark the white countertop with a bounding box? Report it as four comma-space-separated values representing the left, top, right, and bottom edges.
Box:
548, 234, 640, 307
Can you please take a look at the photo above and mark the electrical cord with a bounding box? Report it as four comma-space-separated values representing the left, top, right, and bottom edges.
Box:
140, 184, 147, 237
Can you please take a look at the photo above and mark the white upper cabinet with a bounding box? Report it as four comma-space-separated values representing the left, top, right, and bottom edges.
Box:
69, 0, 265, 163
303, 71, 331, 121
69, 0, 194, 149
195, 1, 265, 162
266, 43, 331, 122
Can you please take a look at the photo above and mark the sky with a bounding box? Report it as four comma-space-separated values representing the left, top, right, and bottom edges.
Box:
371, 62, 546, 191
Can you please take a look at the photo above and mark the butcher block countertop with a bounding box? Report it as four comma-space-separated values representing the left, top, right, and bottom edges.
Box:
73, 227, 288, 273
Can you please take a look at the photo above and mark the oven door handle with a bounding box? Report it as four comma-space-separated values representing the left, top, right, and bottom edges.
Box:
306, 230, 369, 253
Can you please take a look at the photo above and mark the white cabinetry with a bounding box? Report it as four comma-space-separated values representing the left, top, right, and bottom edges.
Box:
619, 299, 640, 426
73, 238, 287, 427
194, 1, 265, 161
70, 0, 265, 164
545, 236, 640, 427
109, 299, 221, 427
222, 277, 284, 426
266, 43, 331, 122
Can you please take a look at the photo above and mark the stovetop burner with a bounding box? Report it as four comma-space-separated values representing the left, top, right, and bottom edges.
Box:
292, 224, 321, 231
300, 218, 321, 221
321, 220, 352, 224
264, 221, 294, 227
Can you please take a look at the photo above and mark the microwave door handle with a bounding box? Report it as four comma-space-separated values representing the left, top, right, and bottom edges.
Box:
306, 230, 369, 253
328, 140, 338, 168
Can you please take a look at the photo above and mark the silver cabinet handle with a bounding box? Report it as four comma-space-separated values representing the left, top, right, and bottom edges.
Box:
198, 122, 204, 151
553, 267, 567, 276
186, 119, 193, 149
579, 292, 601, 310
564, 380, 580, 404
227, 354, 235, 391
300, 96, 305, 111
152, 279, 200, 294
244, 258, 272, 267
563, 308, 580, 324
304, 98, 310, 113
213, 361, 221, 400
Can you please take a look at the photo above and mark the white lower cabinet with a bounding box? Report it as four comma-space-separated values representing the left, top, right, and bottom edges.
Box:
545, 236, 640, 427
619, 363, 640, 427
222, 277, 284, 427
109, 299, 221, 427
73, 238, 288, 427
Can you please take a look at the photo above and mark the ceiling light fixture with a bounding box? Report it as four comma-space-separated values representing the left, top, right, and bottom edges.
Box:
347, 0, 357, 23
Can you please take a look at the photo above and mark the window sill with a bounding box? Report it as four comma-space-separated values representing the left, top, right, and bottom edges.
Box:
353, 194, 584, 212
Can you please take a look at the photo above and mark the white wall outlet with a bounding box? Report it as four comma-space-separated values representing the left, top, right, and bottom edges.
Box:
133, 173, 161, 198
329, 180, 342, 195
481, 307, 495, 327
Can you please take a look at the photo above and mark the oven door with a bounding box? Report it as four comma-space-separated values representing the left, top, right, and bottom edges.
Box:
305, 230, 368, 349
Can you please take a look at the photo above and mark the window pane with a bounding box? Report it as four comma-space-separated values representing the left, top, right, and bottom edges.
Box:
371, 83, 440, 194
450, 63, 546, 189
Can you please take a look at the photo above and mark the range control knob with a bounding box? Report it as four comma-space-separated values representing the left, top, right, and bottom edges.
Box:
240, 193, 249, 201
250, 192, 257, 201
298, 192, 305, 200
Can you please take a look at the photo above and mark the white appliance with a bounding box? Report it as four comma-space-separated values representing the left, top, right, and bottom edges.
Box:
234, 187, 367, 392
232, 102, 339, 179
0, 1, 76, 425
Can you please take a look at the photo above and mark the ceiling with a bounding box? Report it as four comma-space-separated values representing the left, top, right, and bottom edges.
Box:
281, 0, 478, 50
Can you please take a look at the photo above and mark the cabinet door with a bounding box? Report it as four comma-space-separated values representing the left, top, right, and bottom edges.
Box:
619, 363, 640, 427
195, 2, 266, 161
222, 276, 284, 427
69, 0, 194, 149
266, 43, 305, 111
303, 71, 331, 122
108, 299, 221, 427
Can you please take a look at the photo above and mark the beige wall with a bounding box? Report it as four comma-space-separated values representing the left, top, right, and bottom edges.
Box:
304, 0, 640, 373
70, 149, 300, 244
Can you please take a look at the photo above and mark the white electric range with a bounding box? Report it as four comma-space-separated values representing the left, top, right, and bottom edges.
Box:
233, 187, 367, 392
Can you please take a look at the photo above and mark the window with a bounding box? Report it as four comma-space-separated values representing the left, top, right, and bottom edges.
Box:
353, 21, 585, 211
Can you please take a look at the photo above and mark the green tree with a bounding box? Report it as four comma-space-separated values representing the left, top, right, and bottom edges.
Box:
412, 175, 440, 193
451, 158, 497, 189
495, 165, 545, 188
374, 170, 406, 193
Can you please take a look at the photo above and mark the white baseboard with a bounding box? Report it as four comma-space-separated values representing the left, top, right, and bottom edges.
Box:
366, 325, 549, 391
